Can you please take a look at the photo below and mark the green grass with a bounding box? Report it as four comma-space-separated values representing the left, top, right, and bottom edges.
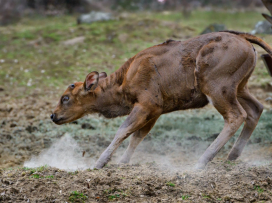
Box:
68, 170, 79, 175
254, 185, 264, 194
182, 195, 190, 200
103, 188, 128, 200
0, 10, 270, 97
23, 165, 49, 175
30, 174, 54, 179
225, 160, 236, 165
202, 194, 212, 199
166, 182, 175, 187
44, 175, 54, 179
108, 194, 120, 200
69, 191, 88, 202
153, 10, 263, 32
30, 174, 40, 179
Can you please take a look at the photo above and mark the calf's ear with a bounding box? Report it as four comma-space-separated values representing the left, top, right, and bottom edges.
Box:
99, 72, 107, 79
84, 71, 99, 91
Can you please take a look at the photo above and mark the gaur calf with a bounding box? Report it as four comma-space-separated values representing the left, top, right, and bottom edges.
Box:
51, 31, 271, 169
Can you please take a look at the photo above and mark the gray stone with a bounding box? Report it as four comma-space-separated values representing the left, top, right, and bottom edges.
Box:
81, 123, 95, 130
200, 24, 226, 35
251, 20, 272, 34
62, 36, 85, 46
77, 11, 113, 24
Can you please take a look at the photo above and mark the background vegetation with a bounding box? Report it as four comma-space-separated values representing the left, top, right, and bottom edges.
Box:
1, 10, 272, 98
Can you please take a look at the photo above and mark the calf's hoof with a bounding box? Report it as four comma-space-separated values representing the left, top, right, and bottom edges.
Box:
94, 162, 106, 169
194, 162, 206, 170
227, 152, 239, 161
119, 157, 130, 164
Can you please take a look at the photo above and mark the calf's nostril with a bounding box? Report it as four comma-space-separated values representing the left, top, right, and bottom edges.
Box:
50, 114, 55, 121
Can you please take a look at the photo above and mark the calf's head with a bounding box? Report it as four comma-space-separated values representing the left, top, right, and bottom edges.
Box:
51, 71, 107, 125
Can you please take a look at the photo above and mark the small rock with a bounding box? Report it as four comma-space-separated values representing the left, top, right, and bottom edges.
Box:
251, 20, 272, 34
265, 96, 272, 101
10, 187, 19, 194
254, 137, 262, 143
63, 36, 85, 46
201, 24, 226, 34
2, 179, 10, 185
81, 123, 95, 130
25, 126, 38, 133
144, 188, 156, 196
77, 11, 113, 24
43, 138, 52, 148
118, 33, 128, 43
26, 115, 35, 119
206, 133, 219, 141
10, 123, 17, 128
187, 136, 202, 141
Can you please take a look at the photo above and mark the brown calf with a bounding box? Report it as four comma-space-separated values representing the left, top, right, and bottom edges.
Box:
51, 31, 272, 169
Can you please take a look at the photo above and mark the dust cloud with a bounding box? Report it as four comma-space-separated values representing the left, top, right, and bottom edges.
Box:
24, 133, 95, 171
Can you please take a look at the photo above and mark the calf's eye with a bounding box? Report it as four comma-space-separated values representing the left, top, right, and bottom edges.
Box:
62, 96, 69, 103
70, 84, 75, 88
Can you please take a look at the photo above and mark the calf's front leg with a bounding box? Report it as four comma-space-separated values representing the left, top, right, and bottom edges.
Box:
94, 104, 161, 169
119, 117, 158, 164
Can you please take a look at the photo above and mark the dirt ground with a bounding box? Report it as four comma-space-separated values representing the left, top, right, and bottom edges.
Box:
1, 10, 272, 202
1, 86, 272, 202
2, 161, 272, 202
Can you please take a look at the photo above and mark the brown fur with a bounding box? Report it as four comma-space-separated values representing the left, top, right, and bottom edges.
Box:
52, 31, 270, 169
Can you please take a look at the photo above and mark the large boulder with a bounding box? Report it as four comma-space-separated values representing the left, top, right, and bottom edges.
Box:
77, 11, 113, 24
251, 20, 272, 34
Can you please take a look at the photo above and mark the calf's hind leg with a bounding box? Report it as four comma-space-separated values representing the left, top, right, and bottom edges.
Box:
196, 91, 247, 169
227, 87, 263, 160
119, 117, 158, 164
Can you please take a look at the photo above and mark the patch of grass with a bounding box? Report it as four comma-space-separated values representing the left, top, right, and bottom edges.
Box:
31, 174, 40, 179
21, 165, 49, 176
69, 191, 88, 202
225, 160, 236, 165
68, 170, 79, 175
30, 174, 54, 179
265, 123, 272, 130
202, 194, 212, 199
108, 194, 120, 200
166, 182, 175, 187
22, 167, 32, 171
44, 175, 54, 179
36, 165, 48, 172
254, 186, 264, 194
104, 189, 128, 200
182, 195, 189, 200
15, 30, 36, 40
43, 32, 62, 42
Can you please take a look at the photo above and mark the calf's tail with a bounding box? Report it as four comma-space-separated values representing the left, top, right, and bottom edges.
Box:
220, 30, 272, 56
